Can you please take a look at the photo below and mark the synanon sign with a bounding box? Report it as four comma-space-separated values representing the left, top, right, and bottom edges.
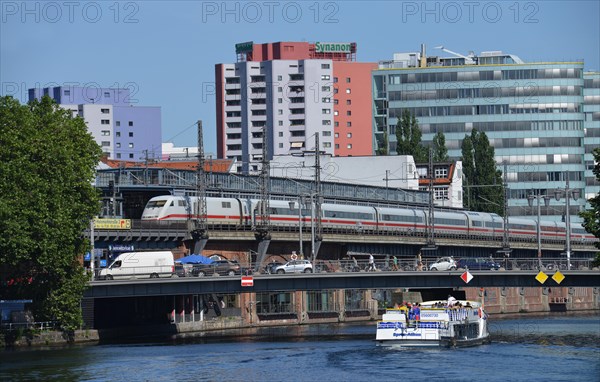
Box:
315, 42, 353, 53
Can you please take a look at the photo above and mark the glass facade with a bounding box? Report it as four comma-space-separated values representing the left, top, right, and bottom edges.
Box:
373, 58, 593, 222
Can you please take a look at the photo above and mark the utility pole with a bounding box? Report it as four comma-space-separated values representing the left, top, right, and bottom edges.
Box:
313, 133, 323, 263
190, 120, 209, 254
425, 149, 436, 250
253, 125, 272, 271
500, 161, 512, 258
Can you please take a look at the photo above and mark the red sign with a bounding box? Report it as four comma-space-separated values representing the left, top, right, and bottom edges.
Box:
241, 276, 254, 287
461, 271, 473, 284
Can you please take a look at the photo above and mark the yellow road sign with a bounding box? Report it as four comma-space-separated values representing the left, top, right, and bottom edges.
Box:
93, 218, 131, 230
535, 271, 548, 284
552, 271, 565, 284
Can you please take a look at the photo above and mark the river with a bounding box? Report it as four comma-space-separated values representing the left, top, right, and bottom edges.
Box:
1, 314, 599, 382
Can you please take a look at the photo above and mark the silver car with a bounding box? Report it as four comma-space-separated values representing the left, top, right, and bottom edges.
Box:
429, 257, 457, 271
273, 260, 313, 274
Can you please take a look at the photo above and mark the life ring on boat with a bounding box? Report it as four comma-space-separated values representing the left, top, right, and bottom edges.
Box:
291, 254, 298, 261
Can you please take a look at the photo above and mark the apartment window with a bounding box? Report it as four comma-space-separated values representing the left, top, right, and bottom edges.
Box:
278, 87, 283, 93
101, 108, 109, 114
322, 120, 331, 125
116, 121, 120, 127
116, 143, 121, 148
335, 144, 339, 149
321, 75, 330, 80
334, 88, 338, 94
101, 119, 110, 125
104, 92, 110, 97
333, 77, 338, 83
278, 121, 283, 126
322, 131, 331, 136
116, 132, 121, 137
346, 100, 351, 105
128, 121, 133, 126
63, 90, 70, 96
279, 143, 283, 148
278, 132, 283, 137
278, 75, 283, 81
347, 133, 352, 138
101, 130, 110, 136
334, 99, 339, 105
322, 109, 331, 114
334, 111, 339, 116
346, 77, 351, 83
322, 97, 331, 103
346, 89, 351, 94
116, 153, 121, 159
323, 142, 331, 148
128, 143, 134, 148
278, 98, 283, 104
129, 153, 134, 159
278, 109, 283, 115
322, 86, 331, 92
347, 111, 351, 116
335, 133, 339, 138
347, 122, 352, 127
321, 63, 330, 69
334, 122, 339, 127
347, 144, 352, 149
101, 141, 110, 147
129, 132, 133, 137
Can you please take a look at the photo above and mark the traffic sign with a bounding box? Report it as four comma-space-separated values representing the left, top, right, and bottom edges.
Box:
460, 271, 473, 284
552, 271, 565, 284
241, 276, 254, 287
535, 271, 548, 284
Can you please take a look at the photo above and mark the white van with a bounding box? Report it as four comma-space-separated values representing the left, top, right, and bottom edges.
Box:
99, 251, 174, 280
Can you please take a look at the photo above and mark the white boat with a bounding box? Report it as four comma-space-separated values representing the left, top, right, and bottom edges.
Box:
376, 300, 490, 347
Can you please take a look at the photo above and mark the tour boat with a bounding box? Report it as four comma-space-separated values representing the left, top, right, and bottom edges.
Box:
376, 300, 490, 347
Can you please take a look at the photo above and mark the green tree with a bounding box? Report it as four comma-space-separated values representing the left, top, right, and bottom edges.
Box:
461, 129, 504, 215
395, 109, 428, 162
432, 131, 449, 162
376, 131, 389, 156
0, 96, 102, 330
579, 147, 600, 266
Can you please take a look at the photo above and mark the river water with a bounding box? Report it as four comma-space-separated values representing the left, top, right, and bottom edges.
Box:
1, 314, 599, 382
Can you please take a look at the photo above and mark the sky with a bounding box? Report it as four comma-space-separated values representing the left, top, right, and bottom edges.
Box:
2, 0, 599, 157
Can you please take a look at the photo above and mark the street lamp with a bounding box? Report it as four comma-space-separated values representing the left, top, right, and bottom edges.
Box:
527, 192, 551, 269
288, 199, 303, 258
553, 176, 580, 270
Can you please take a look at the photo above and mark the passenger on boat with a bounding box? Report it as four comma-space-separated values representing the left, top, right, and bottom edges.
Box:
413, 303, 420, 320
447, 295, 457, 307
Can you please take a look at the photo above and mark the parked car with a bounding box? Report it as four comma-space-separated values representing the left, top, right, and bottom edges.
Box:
264, 261, 283, 274
429, 257, 456, 271
192, 259, 241, 277
273, 260, 313, 274
457, 258, 501, 270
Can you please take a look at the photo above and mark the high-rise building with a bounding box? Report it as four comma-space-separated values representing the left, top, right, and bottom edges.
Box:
215, 41, 376, 174
584, 72, 600, 202
373, 46, 594, 221
29, 86, 161, 160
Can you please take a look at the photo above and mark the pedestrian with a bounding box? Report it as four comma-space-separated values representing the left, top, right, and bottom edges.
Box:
368, 254, 375, 271
392, 255, 399, 271
417, 252, 423, 271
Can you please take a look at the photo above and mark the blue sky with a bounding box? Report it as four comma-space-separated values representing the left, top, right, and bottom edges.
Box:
2, 0, 599, 156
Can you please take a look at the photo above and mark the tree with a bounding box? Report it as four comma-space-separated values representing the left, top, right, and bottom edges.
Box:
579, 147, 600, 266
0, 96, 102, 330
376, 131, 389, 156
461, 129, 504, 215
395, 110, 428, 162
432, 131, 449, 162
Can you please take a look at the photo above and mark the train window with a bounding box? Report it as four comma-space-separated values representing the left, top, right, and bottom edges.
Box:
178, 200, 187, 207
222, 202, 231, 209
325, 210, 373, 220
485, 222, 502, 228
381, 214, 422, 223
509, 223, 535, 230
434, 218, 466, 226
472, 221, 482, 227
146, 200, 167, 208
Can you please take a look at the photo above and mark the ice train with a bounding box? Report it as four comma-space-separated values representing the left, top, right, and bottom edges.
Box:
141, 195, 595, 245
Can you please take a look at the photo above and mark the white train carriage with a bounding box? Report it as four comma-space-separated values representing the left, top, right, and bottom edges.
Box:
142, 195, 245, 225
507, 217, 537, 242
321, 203, 377, 232
432, 211, 469, 238
540, 220, 566, 243
253, 200, 306, 227
465, 211, 503, 239
376, 207, 427, 236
